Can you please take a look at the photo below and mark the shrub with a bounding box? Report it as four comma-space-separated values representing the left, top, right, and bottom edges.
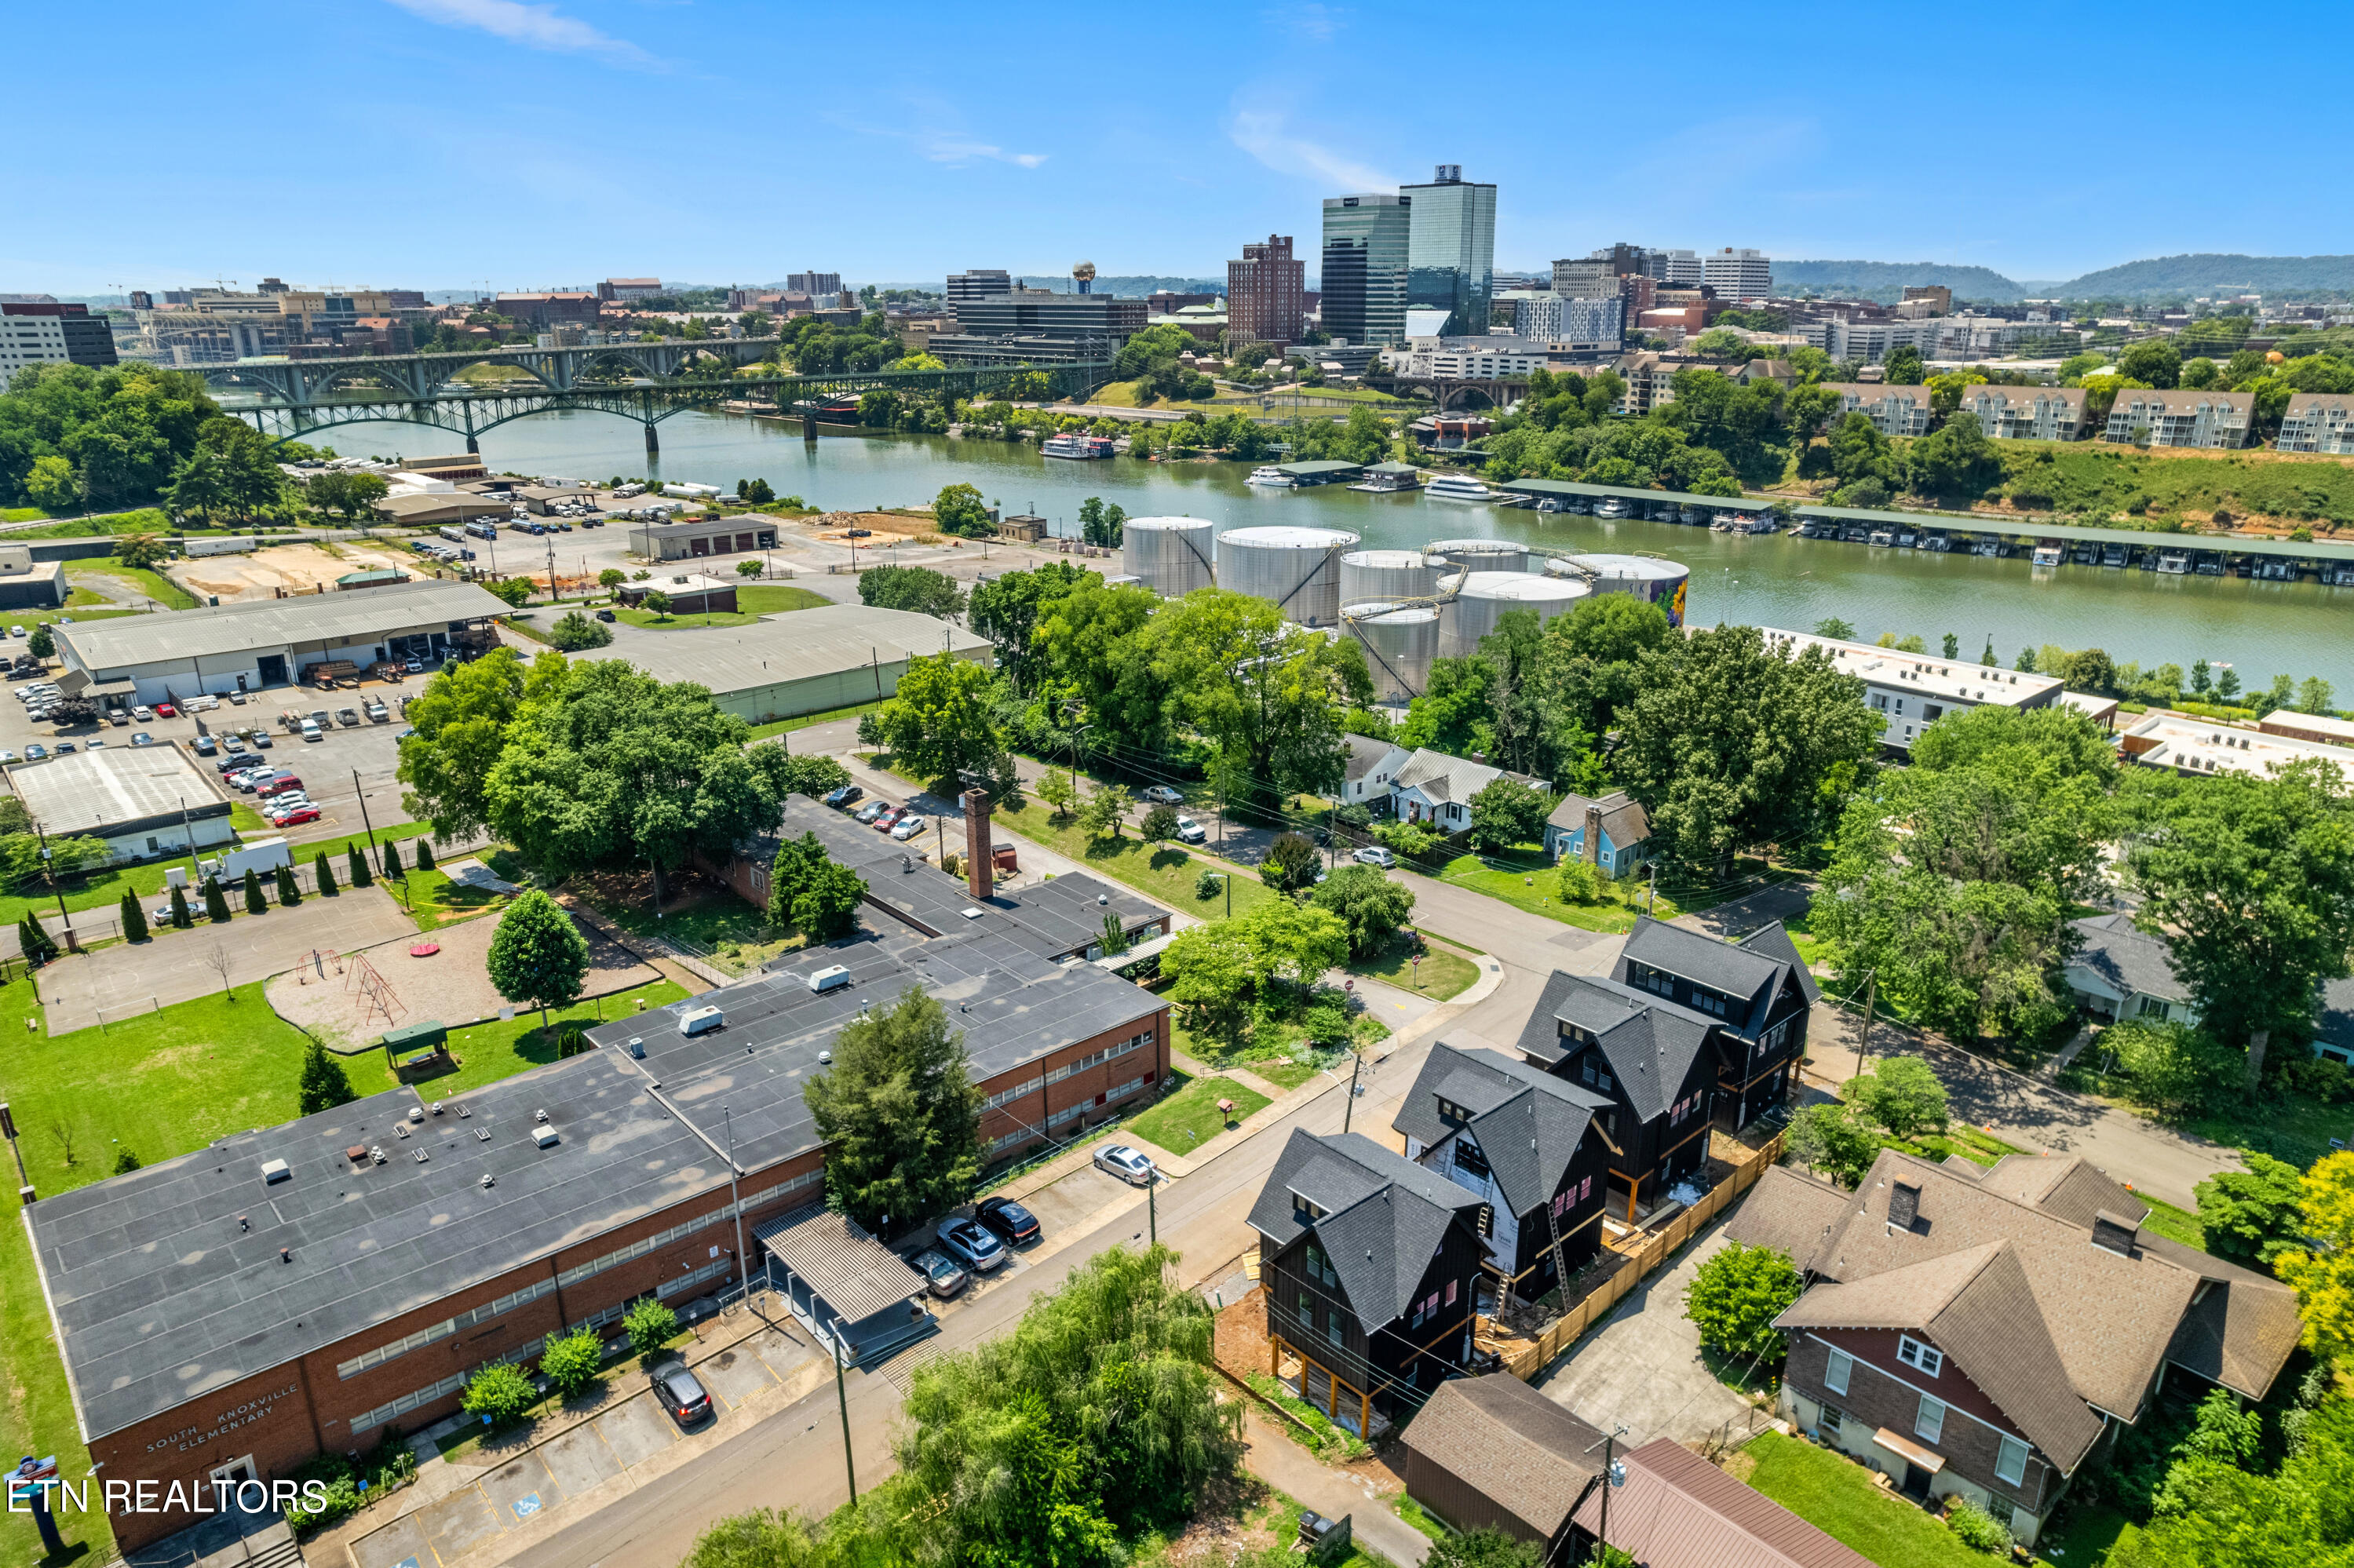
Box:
276, 862, 301, 905
1195, 868, 1223, 901
625, 1296, 679, 1355
1945, 1500, 2013, 1555
414, 837, 436, 871
120, 888, 148, 942
460, 1362, 537, 1425
1261, 831, 1322, 894
202, 876, 232, 924
549, 610, 614, 651
538, 1327, 606, 1400
1557, 857, 1603, 905
1140, 804, 1179, 844
1373, 819, 1444, 864
1682, 1241, 1803, 1360
2107, 1019, 2243, 1120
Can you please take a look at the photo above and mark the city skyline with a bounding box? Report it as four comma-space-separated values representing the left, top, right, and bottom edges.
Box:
7, 0, 2349, 294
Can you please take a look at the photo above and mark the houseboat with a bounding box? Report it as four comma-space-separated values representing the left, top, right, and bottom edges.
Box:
2031, 541, 2065, 567
1423, 474, 1500, 503
1042, 432, 1115, 460
1246, 465, 1297, 487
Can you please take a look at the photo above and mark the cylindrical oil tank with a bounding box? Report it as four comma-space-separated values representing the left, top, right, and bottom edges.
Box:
1429, 537, 1527, 576
1216, 525, 1359, 627
1550, 552, 1692, 627
1440, 571, 1592, 659
1121, 516, 1217, 598
1341, 601, 1441, 703
1339, 549, 1443, 603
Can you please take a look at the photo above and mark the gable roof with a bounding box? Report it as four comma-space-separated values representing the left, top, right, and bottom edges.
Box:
1248, 1129, 1487, 1324
1391, 746, 1538, 806
1512, 970, 1713, 1123
2064, 912, 2189, 1004
1343, 732, 1404, 783
1567, 1438, 1876, 1568
1738, 921, 1823, 1006
1546, 789, 1652, 847
1401, 1373, 1607, 1537
1622, 916, 1783, 1010
1393, 1044, 1610, 1217
1722, 1165, 1851, 1272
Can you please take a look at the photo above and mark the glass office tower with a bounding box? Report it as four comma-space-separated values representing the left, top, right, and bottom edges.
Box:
1320, 194, 1411, 348
1401, 165, 1496, 337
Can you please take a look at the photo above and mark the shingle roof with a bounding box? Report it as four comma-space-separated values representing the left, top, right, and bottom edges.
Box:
1391, 747, 1537, 806
1722, 1165, 1850, 1272
1400, 1374, 1605, 1537
1979, 1153, 2146, 1232
1566, 1438, 1876, 1568
1622, 917, 1783, 1012
1511, 972, 1712, 1123
1739, 921, 1822, 1006
2064, 912, 2189, 1004
1546, 789, 1651, 846
2137, 1230, 2305, 1398
1343, 733, 1402, 783
1248, 1129, 1485, 1324
1392, 1044, 1610, 1217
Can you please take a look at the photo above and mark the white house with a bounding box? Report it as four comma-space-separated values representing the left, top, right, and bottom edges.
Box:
1544, 790, 1655, 880
1335, 735, 1410, 810
1388, 748, 1542, 835
2060, 913, 2199, 1026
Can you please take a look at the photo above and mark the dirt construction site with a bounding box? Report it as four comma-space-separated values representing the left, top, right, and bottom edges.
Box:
169, 541, 425, 601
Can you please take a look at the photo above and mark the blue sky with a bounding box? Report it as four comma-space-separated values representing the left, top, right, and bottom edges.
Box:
11, 0, 2338, 295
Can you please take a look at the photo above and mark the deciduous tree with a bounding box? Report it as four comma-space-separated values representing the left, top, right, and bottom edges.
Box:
880, 651, 1005, 786
804, 987, 984, 1234
485, 889, 590, 1037
2195, 1151, 2309, 1268
1683, 1242, 1803, 1360
1310, 864, 1415, 960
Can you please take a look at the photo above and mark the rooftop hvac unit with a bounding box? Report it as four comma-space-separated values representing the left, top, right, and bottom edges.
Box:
535, 1126, 560, 1149
260, 1159, 290, 1184
680, 1005, 724, 1036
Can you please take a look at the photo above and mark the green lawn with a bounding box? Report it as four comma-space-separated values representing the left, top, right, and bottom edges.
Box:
976, 789, 1283, 924
575, 875, 807, 975
0, 816, 440, 928
1127, 1074, 1270, 1156
2134, 1194, 2207, 1253
1437, 852, 1661, 932
0, 505, 173, 538
1736, 1431, 1987, 1568
746, 698, 891, 742
614, 606, 764, 629
0, 603, 142, 636
67, 562, 199, 610
414, 980, 689, 1102
395, 866, 510, 932
735, 583, 831, 614
1348, 932, 1480, 1001
1171, 1009, 1389, 1091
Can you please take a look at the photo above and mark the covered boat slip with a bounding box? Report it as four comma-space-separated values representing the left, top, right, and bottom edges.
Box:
755, 1207, 936, 1366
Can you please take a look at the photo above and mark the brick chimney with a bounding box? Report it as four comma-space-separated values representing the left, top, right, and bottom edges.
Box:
1584, 803, 1603, 866
962, 789, 993, 900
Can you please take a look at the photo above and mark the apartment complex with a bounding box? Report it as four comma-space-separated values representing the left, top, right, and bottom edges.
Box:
1509, 293, 1622, 349
597, 277, 662, 301
1227, 233, 1305, 347
1702, 247, 1772, 300
1819, 381, 1937, 437
1952, 385, 2089, 441
1759, 627, 2066, 750
786, 271, 842, 295
2101, 388, 2253, 447
929, 290, 1147, 363
2276, 391, 2354, 454
0, 301, 119, 370
1385, 337, 1558, 379
1321, 193, 1412, 347
1402, 165, 1496, 338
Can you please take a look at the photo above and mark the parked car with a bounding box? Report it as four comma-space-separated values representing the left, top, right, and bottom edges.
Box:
108, 709, 129, 727
594, 608, 617, 622
935, 1216, 1007, 1274
84, 738, 104, 749
154, 702, 177, 717
259, 775, 303, 797
132, 705, 154, 721
268, 804, 323, 826
214, 756, 249, 774
300, 720, 322, 741
871, 806, 904, 833
0, 750, 15, 764
5, 626, 20, 640
22, 745, 46, 761
54, 742, 74, 755
1173, 816, 1206, 844
910, 1249, 969, 1300
1352, 845, 1397, 869
335, 709, 360, 727
250, 731, 272, 749
852, 800, 889, 824
823, 784, 863, 809
224, 738, 247, 754
1092, 1143, 1158, 1187
1139, 785, 1184, 805
974, 1195, 1042, 1247
130, 733, 153, 748
192, 735, 217, 756
889, 815, 926, 841
366, 702, 389, 723
646, 1360, 713, 1427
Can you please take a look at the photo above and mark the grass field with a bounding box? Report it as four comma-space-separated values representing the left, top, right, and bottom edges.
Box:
1980, 441, 2354, 532
987, 797, 1283, 924
2136, 1193, 2207, 1252
68, 562, 199, 610
1437, 851, 1671, 932
0, 506, 173, 538
1733, 1431, 1988, 1568
614, 606, 764, 630
1348, 932, 1480, 1001
1126, 1073, 1270, 1156
735, 582, 830, 614
0, 820, 444, 932
746, 697, 890, 742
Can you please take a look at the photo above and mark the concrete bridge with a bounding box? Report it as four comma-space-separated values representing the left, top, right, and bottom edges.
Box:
217, 359, 1116, 454
183, 339, 779, 407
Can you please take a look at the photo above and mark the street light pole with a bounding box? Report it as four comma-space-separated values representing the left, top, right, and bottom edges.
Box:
831, 1319, 857, 1501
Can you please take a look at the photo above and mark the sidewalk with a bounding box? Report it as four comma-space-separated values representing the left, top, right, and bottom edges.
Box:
1238, 1407, 1429, 1567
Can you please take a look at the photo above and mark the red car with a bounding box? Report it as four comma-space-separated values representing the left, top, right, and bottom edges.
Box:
871, 806, 903, 832
269, 804, 322, 826
258, 775, 303, 797
154, 702, 177, 717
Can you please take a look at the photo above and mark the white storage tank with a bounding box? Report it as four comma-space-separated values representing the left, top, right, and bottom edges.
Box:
1550, 552, 1692, 627
1339, 549, 1443, 603
1216, 525, 1359, 627
1440, 571, 1592, 659
1429, 538, 1527, 576
1121, 516, 1217, 598
1341, 601, 1442, 702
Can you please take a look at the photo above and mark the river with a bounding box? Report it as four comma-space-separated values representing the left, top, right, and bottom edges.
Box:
337, 407, 2354, 693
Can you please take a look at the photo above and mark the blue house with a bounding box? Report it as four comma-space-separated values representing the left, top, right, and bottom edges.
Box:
1545, 791, 1654, 880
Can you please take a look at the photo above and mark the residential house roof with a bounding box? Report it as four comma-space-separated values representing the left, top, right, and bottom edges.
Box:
1343, 732, 1404, 785
1511, 969, 1709, 1123
1391, 747, 1538, 807
1393, 1044, 1611, 1219
1566, 1438, 1877, 1568
1546, 789, 1651, 847
1249, 1129, 1487, 1323
2108, 388, 2255, 417
2064, 912, 2189, 1005
1400, 1373, 1607, 1538
1719, 1166, 1849, 1270
1958, 385, 2088, 411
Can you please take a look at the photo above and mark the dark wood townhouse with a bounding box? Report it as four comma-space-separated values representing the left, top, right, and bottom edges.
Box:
1393, 1043, 1618, 1307
1728, 1149, 2300, 1549
1248, 1129, 1491, 1433
1513, 917, 1816, 1217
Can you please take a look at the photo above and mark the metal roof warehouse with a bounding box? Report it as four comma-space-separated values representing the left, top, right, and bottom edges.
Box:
6, 744, 237, 861
575, 603, 993, 724
53, 579, 509, 703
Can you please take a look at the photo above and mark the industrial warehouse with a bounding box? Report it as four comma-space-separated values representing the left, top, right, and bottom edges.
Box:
49, 580, 510, 705
21, 796, 1170, 1552
575, 602, 991, 722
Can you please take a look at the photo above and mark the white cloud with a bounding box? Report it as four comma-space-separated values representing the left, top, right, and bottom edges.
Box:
1270, 2, 1347, 41
1228, 107, 1396, 192
921, 136, 1047, 169
383, 0, 660, 67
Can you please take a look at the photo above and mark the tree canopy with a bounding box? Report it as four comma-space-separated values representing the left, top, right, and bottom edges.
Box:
803, 986, 984, 1234
484, 888, 591, 1036
858, 563, 968, 620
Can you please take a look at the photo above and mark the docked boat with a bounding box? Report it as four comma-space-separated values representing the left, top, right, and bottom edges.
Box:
2031, 542, 2064, 567
1423, 474, 1499, 503
2156, 549, 2192, 575
1868, 529, 1895, 547
1348, 463, 1423, 493
1043, 432, 1115, 460
1246, 465, 1297, 487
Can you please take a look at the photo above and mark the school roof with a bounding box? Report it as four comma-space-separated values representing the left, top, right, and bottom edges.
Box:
8, 742, 233, 837
55, 580, 509, 673
571, 603, 991, 695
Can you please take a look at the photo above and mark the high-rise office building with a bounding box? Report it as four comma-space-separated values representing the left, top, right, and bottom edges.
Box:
1703, 248, 1772, 300
1228, 234, 1305, 347
1660, 250, 1704, 285
788, 272, 843, 296
1400, 164, 1496, 338
0, 301, 118, 371
946, 269, 1012, 304
1320, 194, 1411, 348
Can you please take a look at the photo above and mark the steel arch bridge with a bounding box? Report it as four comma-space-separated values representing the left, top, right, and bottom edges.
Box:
216, 359, 1116, 453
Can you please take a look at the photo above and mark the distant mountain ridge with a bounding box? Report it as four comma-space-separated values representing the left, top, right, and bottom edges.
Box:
1772, 261, 2027, 304
1776, 253, 2354, 302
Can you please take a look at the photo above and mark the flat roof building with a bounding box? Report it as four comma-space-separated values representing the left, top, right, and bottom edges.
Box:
0, 544, 67, 609
619, 572, 737, 616
575, 603, 991, 724
1757, 627, 2066, 751
2120, 711, 2354, 786
53, 579, 509, 703
7, 744, 236, 863
630, 514, 779, 561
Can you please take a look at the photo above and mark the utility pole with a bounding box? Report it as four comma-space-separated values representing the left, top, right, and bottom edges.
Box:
31, 822, 76, 952
1644, 862, 1658, 917
352, 770, 386, 879
2, 1102, 27, 1195
1341, 1050, 1363, 1134
1582, 1425, 1630, 1567
1148, 1172, 1157, 1246
831, 1320, 857, 1501
1857, 972, 1878, 1080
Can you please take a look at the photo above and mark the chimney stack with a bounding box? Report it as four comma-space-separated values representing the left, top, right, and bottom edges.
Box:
1887, 1179, 1920, 1231
962, 789, 993, 901
2091, 1209, 2138, 1256
1585, 803, 1603, 866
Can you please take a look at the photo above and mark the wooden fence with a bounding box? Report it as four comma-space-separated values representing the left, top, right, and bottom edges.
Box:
1498, 1129, 1787, 1380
